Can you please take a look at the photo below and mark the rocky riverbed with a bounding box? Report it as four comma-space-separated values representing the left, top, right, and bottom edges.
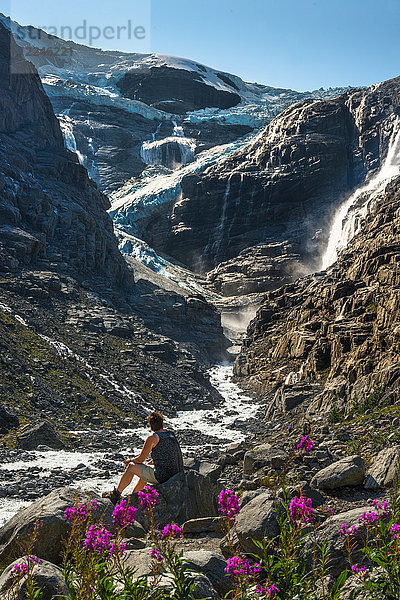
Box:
0, 364, 262, 527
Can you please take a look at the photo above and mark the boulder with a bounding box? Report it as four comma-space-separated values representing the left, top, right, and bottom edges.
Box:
129, 470, 221, 528
309, 506, 378, 576
234, 490, 279, 553
0, 403, 19, 434
0, 556, 68, 600
184, 550, 232, 596
365, 446, 400, 489
311, 455, 365, 490
192, 574, 220, 600
182, 517, 222, 534
243, 443, 289, 475
17, 421, 65, 450
0, 488, 117, 564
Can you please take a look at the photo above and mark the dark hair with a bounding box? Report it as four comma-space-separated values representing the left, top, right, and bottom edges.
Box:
148, 411, 164, 432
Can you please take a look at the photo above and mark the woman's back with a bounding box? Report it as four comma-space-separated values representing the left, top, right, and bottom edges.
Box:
151, 430, 184, 483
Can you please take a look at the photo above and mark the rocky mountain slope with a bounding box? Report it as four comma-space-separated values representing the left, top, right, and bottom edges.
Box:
126, 78, 400, 296
234, 171, 400, 420
0, 22, 127, 282
0, 21, 230, 437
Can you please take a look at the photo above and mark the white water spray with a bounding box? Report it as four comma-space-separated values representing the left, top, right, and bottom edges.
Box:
321, 122, 400, 270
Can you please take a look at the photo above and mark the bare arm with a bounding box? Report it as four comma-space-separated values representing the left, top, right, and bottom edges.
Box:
125, 435, 157, 465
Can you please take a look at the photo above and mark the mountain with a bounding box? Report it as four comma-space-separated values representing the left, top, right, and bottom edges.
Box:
0, 21, 127, 282
0, 13, 349, 197
116, 77, 400, 295
0, 21, 230, 433
233, 77, 400, 418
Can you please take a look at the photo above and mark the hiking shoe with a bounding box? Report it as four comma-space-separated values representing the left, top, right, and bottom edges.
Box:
102, 488, 121, 505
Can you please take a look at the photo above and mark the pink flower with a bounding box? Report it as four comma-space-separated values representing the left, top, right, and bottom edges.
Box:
390, 523, 400, 541
151, 548, 163, 562
225, 556, 261, 580
11, 558, 40, 577
266, 583, 280, 597
339, 522, 358, 538
112, 500, 137, 529
138, 485, 159, 510
218, 490, 240, 519
296, 435, 314, 454
83, 525, 123, 557
64, 500, 97, 522
359, 511, 378, 526
289, 496, 314, 524
161, 523, 182, 540
371, 499, 390, 517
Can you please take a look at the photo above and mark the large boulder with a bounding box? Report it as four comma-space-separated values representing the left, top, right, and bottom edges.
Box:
17, 421, 65, 450
243, 443, 289, 475
0, 487, 122, 564
0, 556, 68, 599
184, 550, 232, 596
365, 446, 400, 489
0, 403, 19, 434
129, 469, 221, 528
234, 490, 279, 553
311, 455, 365, 490
309, 506, 379, 576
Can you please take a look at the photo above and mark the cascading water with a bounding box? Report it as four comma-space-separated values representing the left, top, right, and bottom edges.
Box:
140, 120, 196, 169
321, 121, 400, 270
59, 114, 85, 164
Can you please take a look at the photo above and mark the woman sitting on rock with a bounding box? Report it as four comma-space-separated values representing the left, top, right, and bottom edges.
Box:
105, 411, 184, 504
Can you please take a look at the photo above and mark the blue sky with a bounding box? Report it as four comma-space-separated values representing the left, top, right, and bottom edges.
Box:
2, 0, 400, 91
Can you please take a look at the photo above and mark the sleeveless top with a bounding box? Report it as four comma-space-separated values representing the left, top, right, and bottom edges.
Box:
151, 430, 184, 484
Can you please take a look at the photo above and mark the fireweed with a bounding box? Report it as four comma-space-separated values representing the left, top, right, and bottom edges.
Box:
5, 454, 400, 599
4, 518, 43, 600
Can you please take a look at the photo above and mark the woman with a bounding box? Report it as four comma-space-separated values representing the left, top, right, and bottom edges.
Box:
106, 411, 184, 504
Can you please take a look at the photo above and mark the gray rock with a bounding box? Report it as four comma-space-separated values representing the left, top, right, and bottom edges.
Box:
182, 517, 222, 534
365, 446, 400, 489
0, 403, 19, 434
0, 556, 68, 600
129, 470, 221, 528
311, 455, 365, 490
184, 550, 232, 596
309, 506, 377, 576
17, 421, 65, 451
192, 574, 220, 600
234, 490, 278, 553
243, 443, 289, 475
0, 487, 115, 564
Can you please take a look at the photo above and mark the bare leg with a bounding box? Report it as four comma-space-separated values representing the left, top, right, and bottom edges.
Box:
117, 464, 141, 494
132, 478, 147, 494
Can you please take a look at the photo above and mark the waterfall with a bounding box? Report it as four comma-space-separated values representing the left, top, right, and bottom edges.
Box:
140, 120, 196, 170
59, 115, 85, 164
321, 122, 400, 270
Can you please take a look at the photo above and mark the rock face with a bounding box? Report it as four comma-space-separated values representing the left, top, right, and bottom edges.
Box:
116, 66, 241, 114
17, 421, 65, 450
135, 77, 400, 283
311, 455, 365, 490
365, 446, 400, 489
234, 171, 400, 415
0, 556, 68, 600
0, 22, 128, 283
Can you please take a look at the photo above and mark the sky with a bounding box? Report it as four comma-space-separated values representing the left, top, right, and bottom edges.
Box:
1, 0, 400, 91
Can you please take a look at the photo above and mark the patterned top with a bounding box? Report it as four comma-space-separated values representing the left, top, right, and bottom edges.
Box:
151, 430, 184, 483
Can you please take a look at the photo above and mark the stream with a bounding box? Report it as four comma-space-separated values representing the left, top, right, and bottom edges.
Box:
0, 363, 259, 527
